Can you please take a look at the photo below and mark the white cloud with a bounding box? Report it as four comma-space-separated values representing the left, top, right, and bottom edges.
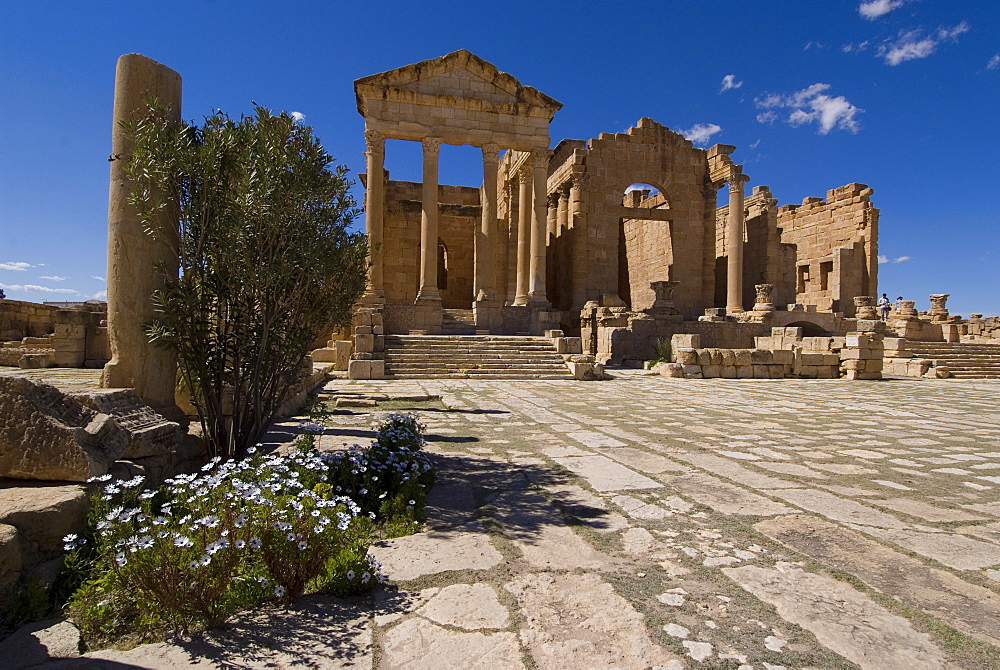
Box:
878, 255, 889, 264
842, 40, 871, 53
680, 123, 722, 146
0, 283, 78, 294
878, 22, 970, 65
0, 261, 32, 271
289, 111, 306, 123
987, 53, 1000, 70
749, 139, 762, 149
92, 275, 106, 282
754, 84, 862, 134
859, 0, 906, 20
91, 290, 108, 300
893, 255, 910, 263
39, 275, 68, 282
719, 75, 743, 93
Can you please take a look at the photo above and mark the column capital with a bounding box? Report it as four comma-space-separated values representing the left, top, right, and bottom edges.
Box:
364, 128, 384, 154
547, 192, 560, 208
481, 142, 500, 156
728, 171, 749, 193
530, 148, 551, 169
422, 137, 442, 157
518, 167, 532, 184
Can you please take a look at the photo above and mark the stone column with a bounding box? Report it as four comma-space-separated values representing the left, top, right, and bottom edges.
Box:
362, 128, 385, 303
527, 149, 550, 308
101, 53, 182, 415
475, 143, 499, 302
929, 294, 950, 322
514, 166, 532, 306
569, 175, 588, 309
547, 193, 559, 238
416, 137, 442, 304
726, 171, 747, 313
853, 296, 878, 320
557, 187, 570, 233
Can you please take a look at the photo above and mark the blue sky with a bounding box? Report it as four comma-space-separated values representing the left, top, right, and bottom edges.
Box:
2, 0, 998, 315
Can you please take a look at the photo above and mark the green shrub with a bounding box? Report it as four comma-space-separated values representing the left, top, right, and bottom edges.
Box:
66, 412, 433, 643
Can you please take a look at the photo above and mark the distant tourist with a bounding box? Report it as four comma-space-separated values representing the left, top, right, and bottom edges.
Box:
878, 293, 891, 321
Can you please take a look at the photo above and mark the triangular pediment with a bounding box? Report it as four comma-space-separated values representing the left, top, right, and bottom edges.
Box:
355, 49, 561, 112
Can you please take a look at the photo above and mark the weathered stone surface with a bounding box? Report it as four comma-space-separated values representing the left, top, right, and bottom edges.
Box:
369, 528, 503, 582
382, 617, 522, 669
0, 375, 127, 481
756, 515, 1000, 647
505, 572, 681, 669
0, 618, 81, 667
671, 452, 803, 489
553, 454, 661, 491
0, 522, 21, 597
598, 446, 684, 474
70, 388, 181, 459
545, 484, 630, 533
764, 487, 913, 529
661, 471, 793, 516
494, 491, 607, 569
416, 583, 510, 630
723, 563, 950, 669
0, 482, 88, 564
860, 527, 1000, 570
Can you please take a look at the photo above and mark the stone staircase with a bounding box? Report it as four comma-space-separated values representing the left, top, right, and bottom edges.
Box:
905, 341, 1000, 379
441, 309, 478, 335
383, 335, 574, 379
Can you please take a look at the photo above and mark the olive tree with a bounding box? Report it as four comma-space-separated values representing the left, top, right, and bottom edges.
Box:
125, 105, 367, 458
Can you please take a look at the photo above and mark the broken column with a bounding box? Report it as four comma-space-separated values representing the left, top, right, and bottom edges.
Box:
928, 294, 950, 322
101, 54, 182, 415
853, 296, 878, 320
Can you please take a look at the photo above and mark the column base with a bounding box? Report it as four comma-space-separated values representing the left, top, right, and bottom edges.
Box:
414, 288, 441, 305
473, 299, 502, 333
359, 289, 385, 307
726, 306, 745, 315
526, 296, 551, 310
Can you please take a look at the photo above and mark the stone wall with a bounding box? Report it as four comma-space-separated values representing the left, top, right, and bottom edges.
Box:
621, 191, 673, 311
381, 180, 480, 309
0, 299, 59, 341
775, 183, 878, 315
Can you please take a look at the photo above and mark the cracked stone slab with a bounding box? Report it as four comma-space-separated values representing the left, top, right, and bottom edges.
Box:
596, 446, 686, 474
660, 471, 793, 516
764, 487, 915, 529
723, 563, 950, 670
755, 515, 1000, 648
369, 528, 502, 582
416, 583, 510, 630
505, 572, 682, 669
867, 498, 988, 523
382, 617, 522, 669
545, 484, 630, 533
553, 455, 661, 491
858, 527, 1000, 570
671, 452, 804, 489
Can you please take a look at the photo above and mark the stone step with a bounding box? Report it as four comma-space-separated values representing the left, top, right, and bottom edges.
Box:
384, 372, 573, 380
381, 334, 573, 379
900, 342, 1000, 379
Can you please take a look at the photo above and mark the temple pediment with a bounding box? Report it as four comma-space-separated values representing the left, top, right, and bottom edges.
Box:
355, 49, 561, 117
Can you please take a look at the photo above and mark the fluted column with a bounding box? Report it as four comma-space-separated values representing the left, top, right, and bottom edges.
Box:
475, 143, 499, 302
556, 186, 570, 233
416, 137, 442, 304
363, 128, 385, 301
569, 174, 588, 309
514, 166, 532, 306
726, 171, 747, 313
527, 149, 549, 307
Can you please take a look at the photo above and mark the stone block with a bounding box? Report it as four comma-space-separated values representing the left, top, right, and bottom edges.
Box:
771, 327, 785, 337
674, 348, 698, 365
864, 359, 883, 373
355, 334, 374, 353
0, 618, 83, 666
19, 353, 49, 369
750, 349, 773, 364
720, 349, 736, 367
845, 333, 871, 348
752, 364, 769, 379
356, 311, 372, 326
736, 365, 753, 379
0, 523, 21, 599
334, 340, 353, 371
771, 349, 794, 365
681, 364, 703, 379
839, 349, 862, 360
71, 389, 182, 460
671, 333, 700, 350
842, 359, 863, 371
768, 365, 784, 379
702, 365, 721, 378
801, 352, 836, 366
0, 376, 127, 481
544, 330, 564, 338
370, 360, 385, 379
855, 320, 886, 333
708, 348, 723, 366
554, 337, 582, 354
734, 349, 752, 366
372, 325, 384, 335
311, 347, 337, 362
720, 365, 737, 378
817, 366, 838, 379
0, 483, 88, 565
784, 327, 803, 338
798, 365, 818, 378
347, 360, 371, 379
355, 325, 373, 335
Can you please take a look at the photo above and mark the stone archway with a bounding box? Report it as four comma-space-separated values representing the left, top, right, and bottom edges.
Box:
618, 183, 673, 311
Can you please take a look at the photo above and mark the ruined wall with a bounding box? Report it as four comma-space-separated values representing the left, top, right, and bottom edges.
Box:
716, 186, 788, 309
381, 180, 480, 308
547, 118, 714, 317
0, 299, 59, 341
776, 183, 878, 316
621, 191, 673, 311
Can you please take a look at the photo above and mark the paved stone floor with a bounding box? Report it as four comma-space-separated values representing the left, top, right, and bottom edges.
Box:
21, 372, 1000, 668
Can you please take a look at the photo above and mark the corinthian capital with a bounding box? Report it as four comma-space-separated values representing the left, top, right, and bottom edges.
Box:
422, 137, 442, 158
364, 128, 384, 154
530, 148, 551, 170
481, 143, 499, 166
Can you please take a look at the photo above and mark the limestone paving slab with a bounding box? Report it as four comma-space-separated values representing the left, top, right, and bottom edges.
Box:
368, 527, 503, 582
